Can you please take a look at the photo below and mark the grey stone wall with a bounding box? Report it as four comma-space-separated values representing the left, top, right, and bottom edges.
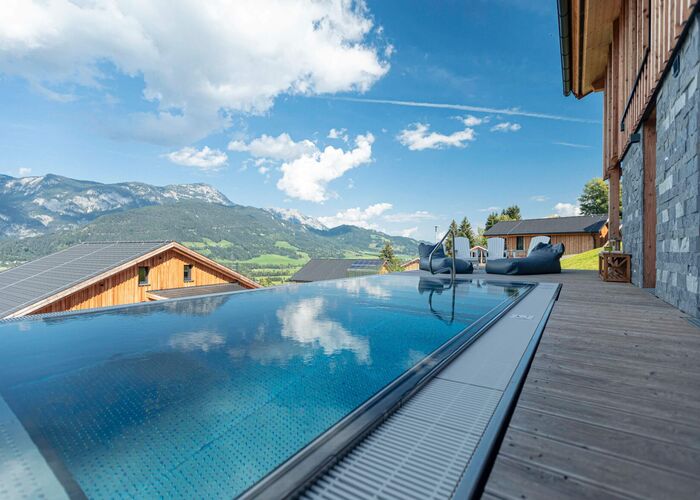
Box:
654, 14, 700, 317
621, 140, 644, 286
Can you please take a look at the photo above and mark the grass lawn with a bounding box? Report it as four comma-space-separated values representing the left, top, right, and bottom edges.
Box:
561, 247, 601, 270
238, 253, 310, 266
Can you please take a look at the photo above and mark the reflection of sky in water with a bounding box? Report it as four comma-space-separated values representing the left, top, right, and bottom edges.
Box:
0, 274, 529, 499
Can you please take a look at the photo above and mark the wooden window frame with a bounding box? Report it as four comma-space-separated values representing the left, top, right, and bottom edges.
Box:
184, 264, 194, 283
138, 266, 150, 286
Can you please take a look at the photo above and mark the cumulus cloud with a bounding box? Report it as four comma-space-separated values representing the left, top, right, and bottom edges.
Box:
318, 202, 392, 230
553, 202, 581, 217
530, 195, 548, 202
228, 133, 316, 161
400, 226, 418, 237
0, 0, 390, 144
18, 167, 32, 176
461, 115, 486, 126
277, 133, 374, 202
166, 146, 228, 171
327, 128, 349, 142
490, 122, 521, 132
397, 122, 475, 150
478, 206, 501, 212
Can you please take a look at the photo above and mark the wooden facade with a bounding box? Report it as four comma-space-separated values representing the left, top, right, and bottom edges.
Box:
561, 0, 697, 242
27, 243, 258, 316
499, 231, 607, 258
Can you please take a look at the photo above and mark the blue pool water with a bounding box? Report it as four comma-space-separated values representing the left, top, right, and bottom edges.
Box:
0, 274, 530, 498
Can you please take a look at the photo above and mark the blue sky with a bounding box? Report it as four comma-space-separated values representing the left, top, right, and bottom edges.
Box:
0, 0, 602, 241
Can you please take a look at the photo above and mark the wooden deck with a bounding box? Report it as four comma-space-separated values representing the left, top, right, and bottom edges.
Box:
479, 270, 700, 499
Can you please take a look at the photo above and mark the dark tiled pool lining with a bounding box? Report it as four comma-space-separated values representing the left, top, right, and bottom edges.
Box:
300, 281, 561, 500
241, 280, 559, 499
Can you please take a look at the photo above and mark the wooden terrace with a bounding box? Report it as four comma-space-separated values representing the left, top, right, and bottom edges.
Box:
477, 270, 700, 499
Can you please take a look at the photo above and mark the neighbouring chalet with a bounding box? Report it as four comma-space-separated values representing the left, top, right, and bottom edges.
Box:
290, 259, 388, 283
558, 0, 699, 316
484, 215, 608, 257
0, 241, 259, 319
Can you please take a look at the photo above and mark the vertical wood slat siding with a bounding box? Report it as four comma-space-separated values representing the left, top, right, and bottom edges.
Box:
499, 233, 605, 258
602, 0, 696, 177
32, 249, 239, 314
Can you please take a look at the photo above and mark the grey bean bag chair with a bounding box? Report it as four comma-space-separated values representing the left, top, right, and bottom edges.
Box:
418, 243, 474, 274
486, 242, 565, 275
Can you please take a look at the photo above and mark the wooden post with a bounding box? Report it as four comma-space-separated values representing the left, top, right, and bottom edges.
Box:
609, 164, 621, 250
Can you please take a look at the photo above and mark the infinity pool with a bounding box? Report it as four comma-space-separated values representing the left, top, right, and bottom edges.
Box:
0, 274, 530, 498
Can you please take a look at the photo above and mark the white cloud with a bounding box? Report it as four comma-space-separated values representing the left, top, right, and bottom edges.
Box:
490, 122, 521, 132
327, 128, 349, 142
461, 115, 486, 126
400, 226, 418, 237
0, 0, 389, 144
229, 133, 316, 161
318, 202, 392, 230
553, 202, 581, 217
333, 97, 601, 124
478, 206, 501, 212
397, 122, 475, 151
530, 195, 548, 202
18, 167, 32, 176
383, 210, 436, 222
166, 146, 228, 171
277, 133, 374, 202
553, 141, 592, 149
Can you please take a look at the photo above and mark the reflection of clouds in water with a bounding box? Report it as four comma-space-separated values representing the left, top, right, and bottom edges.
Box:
277, 297, 370, 364
168, 330, 225, 352
334, 278, 392, 300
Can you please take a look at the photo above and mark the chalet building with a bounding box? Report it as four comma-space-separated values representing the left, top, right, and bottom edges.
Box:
0, 241, 258, 319
558, 0, 699, 316
484, 215, 608, 257
290, 259, 388, 283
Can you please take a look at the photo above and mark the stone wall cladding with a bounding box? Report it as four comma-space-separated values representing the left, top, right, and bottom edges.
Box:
654, 14, 700, 317
622, 140, 644, 287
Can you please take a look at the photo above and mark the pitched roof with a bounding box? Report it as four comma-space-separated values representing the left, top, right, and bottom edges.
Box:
0, 241, 259, 318
483, 215, 607, 237
148, 282, 246, 300
290, 259, 385, 282
0, 241, 170, 318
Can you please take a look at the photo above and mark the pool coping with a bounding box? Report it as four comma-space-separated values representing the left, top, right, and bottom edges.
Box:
239, 277, 544, 499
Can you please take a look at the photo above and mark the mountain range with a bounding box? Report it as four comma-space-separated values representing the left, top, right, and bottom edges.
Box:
0, 175, 419, 270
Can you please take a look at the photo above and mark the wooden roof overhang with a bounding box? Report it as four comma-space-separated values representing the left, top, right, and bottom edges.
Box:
559, 0, 622, 98
5, 242, 259, 318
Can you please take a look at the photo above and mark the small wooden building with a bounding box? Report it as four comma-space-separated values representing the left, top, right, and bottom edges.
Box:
400, 258, 420, 271
0, 241, 258, 318
484, 215, 608, 257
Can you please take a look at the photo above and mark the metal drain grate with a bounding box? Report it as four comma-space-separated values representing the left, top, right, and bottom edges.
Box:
301, 378, 502, 500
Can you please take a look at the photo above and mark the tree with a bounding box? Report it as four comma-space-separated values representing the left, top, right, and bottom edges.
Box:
458, 217, 475, 247
379, 241, 402, 272
485, 211, 502, 230
578, 177, 609, 215
444, 219, 459, 256
501, 205, 522, 220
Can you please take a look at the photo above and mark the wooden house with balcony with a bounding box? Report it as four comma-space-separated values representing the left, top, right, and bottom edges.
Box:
558, 0, 699, 316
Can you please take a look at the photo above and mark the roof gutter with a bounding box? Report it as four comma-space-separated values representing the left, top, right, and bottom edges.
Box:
557, 0, 573, 96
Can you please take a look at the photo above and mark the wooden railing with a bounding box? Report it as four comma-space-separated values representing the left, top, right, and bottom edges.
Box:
603, 0, 696, 177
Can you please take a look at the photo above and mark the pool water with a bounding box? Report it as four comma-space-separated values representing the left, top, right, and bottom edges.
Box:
0, 274, 529, 498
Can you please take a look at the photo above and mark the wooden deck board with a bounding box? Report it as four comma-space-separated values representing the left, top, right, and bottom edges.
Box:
480, 270, 700, 499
